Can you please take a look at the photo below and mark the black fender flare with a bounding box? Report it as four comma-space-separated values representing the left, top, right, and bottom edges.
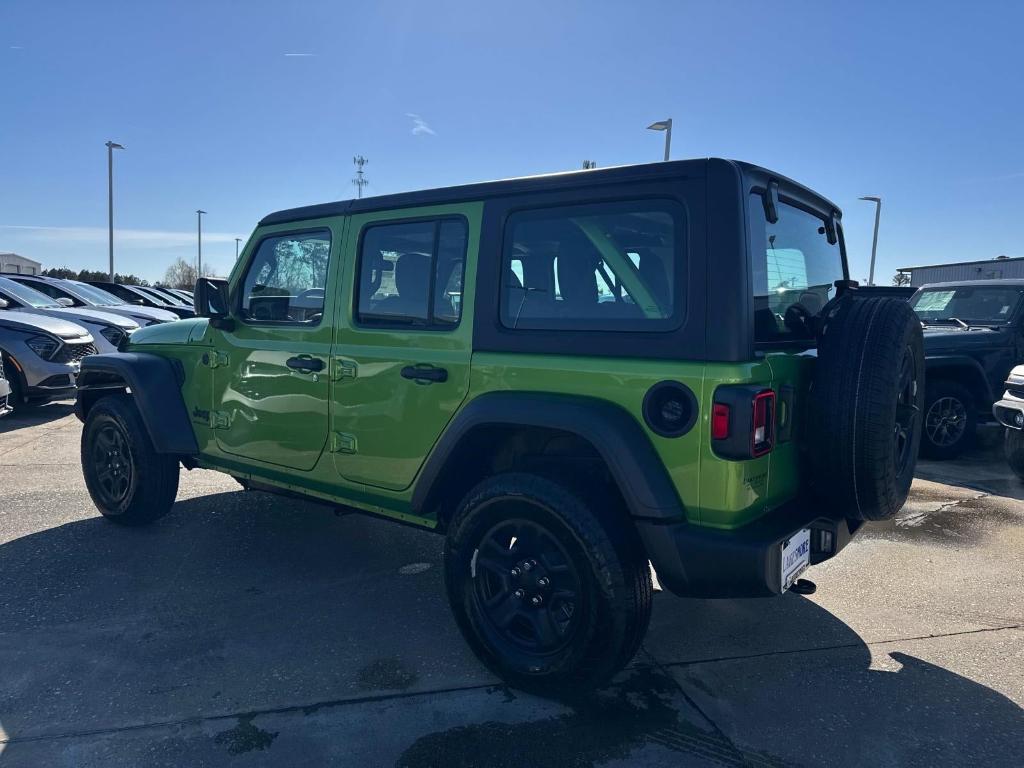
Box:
411, 391, 685, 521
76, 353, 199, 455
924, 355, 993, 404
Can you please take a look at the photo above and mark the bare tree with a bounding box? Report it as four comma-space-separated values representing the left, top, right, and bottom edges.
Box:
163, 258, 215, 289
892, 272, 911, 287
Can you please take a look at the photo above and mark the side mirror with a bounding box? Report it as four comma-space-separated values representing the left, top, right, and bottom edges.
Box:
0, 297, 8, 309
195, 277, 233, 330
56, 297, 74, 307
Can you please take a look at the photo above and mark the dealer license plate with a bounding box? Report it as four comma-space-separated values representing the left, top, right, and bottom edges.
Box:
780, 528, 811, 591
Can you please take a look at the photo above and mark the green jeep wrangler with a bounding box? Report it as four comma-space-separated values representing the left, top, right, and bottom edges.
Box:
76, 159, 924, 692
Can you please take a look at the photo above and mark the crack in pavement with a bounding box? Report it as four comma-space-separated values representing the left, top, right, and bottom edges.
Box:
2, 623, 1019, 748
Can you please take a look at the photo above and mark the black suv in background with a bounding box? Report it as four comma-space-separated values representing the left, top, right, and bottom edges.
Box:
909, 280, 1024, 458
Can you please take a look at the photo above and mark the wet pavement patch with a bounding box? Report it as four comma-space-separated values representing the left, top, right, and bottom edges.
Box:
862, 491, 1023, 546
395, 668, 796, 768
214, 715, 278, 755
356, 657, 419, 691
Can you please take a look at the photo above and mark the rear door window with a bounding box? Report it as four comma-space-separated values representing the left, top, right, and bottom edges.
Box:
356, 218, 468, 328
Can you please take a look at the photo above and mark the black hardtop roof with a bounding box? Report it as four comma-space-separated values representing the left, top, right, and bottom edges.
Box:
259, 158, 842, 227
917, 279, 1024, 289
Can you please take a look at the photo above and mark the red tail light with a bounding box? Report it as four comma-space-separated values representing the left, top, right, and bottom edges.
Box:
711, 403, 730, 440
751, 390, 776, 457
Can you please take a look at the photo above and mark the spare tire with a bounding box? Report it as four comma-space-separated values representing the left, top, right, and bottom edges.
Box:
808, 295, 924, 521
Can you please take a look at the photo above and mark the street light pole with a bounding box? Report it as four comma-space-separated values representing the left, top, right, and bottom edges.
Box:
646, 119, 672, 161
196, 210, 207, 277
859, 196, 882, 286
105, 141, 124, 281
235, 238, 242, 260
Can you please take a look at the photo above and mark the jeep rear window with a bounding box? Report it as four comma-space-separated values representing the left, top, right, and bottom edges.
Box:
748, 193, 844, 344
499, 200, 684, 332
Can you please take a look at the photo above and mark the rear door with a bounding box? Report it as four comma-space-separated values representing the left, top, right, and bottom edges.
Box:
330, 203, 479, 490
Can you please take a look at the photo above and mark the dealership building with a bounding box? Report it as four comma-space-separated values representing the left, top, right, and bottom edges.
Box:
0, 252, 42, 276
898, 255, 1024, 287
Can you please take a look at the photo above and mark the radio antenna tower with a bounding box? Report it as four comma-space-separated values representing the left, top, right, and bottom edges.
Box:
352, 155, 369, 199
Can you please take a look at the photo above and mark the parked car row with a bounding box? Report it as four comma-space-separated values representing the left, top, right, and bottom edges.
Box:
0, 275, 189, 413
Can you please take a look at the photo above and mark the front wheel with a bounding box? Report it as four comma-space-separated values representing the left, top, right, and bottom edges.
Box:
82, 394, 180, 525
444, 473, 652, 694
920, 381, 975, 460
1004, 428, 1024, 481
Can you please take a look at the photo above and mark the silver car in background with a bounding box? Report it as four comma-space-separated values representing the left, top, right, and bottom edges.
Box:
0, 276, 138, 353
0, 306, 96, 411
6, 275, 179, 326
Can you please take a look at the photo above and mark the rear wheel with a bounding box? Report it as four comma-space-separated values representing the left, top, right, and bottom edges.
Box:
82, 394, 180, 525
920, 380, 975, 459
444, 473, 652, 694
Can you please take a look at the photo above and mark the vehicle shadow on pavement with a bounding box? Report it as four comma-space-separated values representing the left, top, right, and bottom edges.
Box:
0, 401, 76, 434
0, 490, 1020, 767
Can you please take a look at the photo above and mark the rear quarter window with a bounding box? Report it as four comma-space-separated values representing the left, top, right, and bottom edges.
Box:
499, 199, 685, 332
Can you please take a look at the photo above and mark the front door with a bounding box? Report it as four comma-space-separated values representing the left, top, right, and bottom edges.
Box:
210, 224, 340, 471
330, 204, 478, 490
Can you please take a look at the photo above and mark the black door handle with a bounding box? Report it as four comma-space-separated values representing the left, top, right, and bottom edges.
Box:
286, 356, 325, 373
401, 365, 448, 382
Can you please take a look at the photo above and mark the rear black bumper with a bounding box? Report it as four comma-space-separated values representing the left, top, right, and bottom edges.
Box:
637, 502, 863, 599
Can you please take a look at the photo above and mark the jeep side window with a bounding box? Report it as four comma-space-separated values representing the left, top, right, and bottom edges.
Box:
238, 230, 331, 324
500, 200, 684, 332
748, 192, 844, 343
356, 218, 468, 328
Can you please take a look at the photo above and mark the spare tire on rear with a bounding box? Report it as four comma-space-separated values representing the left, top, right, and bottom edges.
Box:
808, 295, 924, 521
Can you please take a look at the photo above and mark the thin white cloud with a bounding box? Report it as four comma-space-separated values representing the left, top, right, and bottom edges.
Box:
0, 225, 240, 248
406, 113, 436, 137
9, 46, 24, 50
284, 52, 315, 57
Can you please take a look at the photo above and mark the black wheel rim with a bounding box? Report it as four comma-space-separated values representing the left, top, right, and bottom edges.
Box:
925, 395, 967, 448
92, 423, 133, 507
893, 349, 919, 474
471, 517, 583, 655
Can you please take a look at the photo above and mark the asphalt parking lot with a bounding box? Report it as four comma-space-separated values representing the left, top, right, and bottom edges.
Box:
1, 404, 1022, 767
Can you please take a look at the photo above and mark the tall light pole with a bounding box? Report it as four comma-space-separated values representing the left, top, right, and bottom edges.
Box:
196, 210, 207, 277
647, 119, 672, 161
859, 196, 882, 286
235, 237, 242, 260
105, 141, 125, 281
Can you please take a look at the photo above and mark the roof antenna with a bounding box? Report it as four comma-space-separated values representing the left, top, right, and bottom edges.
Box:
352, 156, 369, 199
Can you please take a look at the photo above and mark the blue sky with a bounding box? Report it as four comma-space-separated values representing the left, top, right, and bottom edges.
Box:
2, 0, 1022, 283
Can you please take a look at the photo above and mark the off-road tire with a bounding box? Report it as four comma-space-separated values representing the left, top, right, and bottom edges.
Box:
809, 295, 925, 521
1003, 428, 1024, 481
444, 472, 652, 694
82, 394, 179, 526
920, 380, 975, 460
